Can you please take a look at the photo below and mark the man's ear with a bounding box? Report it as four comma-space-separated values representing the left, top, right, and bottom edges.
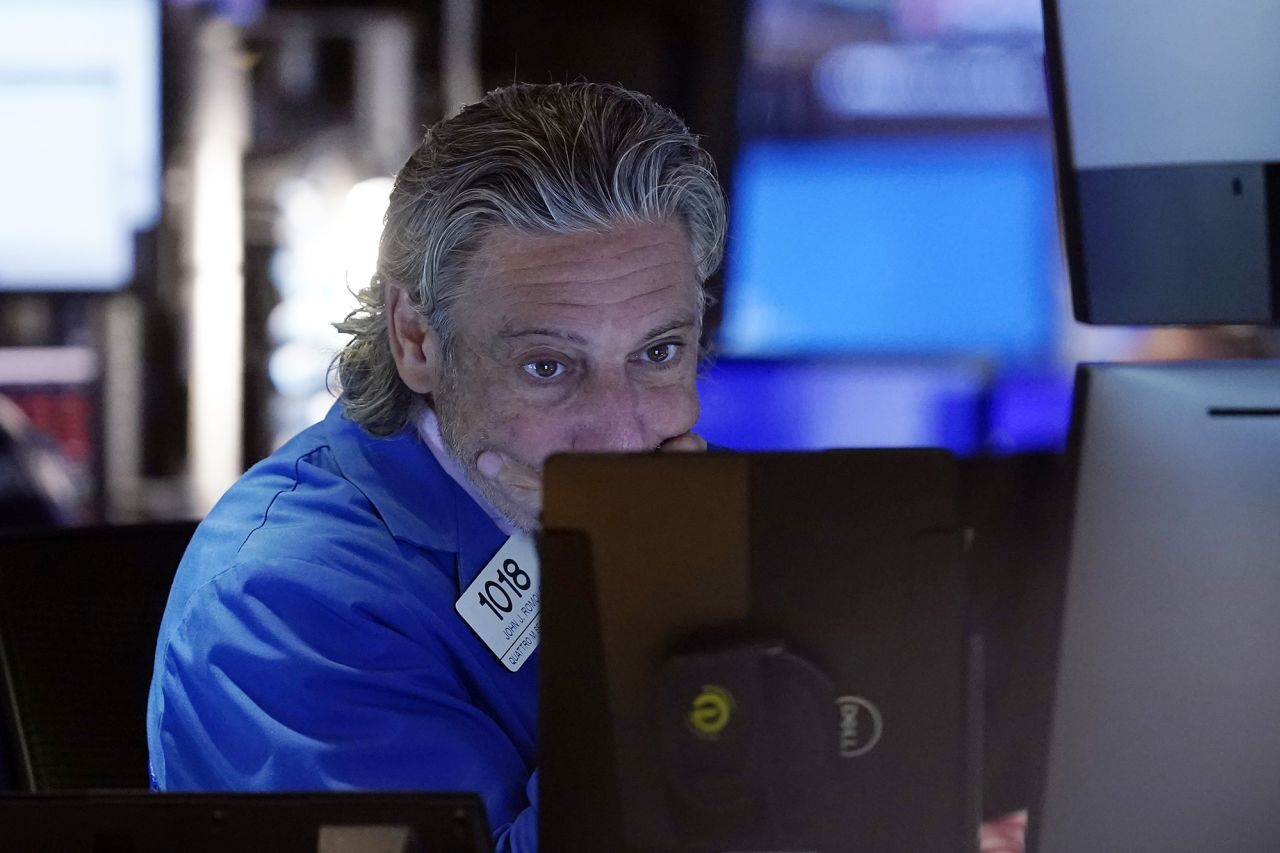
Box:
386, 281, 444, 395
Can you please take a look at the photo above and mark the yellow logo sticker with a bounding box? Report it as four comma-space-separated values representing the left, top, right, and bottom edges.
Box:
687, 684, 735, 740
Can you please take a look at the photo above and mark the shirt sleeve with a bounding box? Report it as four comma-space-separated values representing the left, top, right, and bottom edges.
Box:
492, 770, 538, 852
151, 555, 537, 850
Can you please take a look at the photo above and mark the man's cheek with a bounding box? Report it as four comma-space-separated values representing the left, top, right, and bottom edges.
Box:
647, 382, 700, 438
491, 413, 569, 470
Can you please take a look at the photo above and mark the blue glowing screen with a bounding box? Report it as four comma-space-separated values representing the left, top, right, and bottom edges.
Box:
695, 358, 989, 455
719, 134, 1062, 361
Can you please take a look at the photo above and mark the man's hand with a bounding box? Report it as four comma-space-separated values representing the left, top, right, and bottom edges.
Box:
658, 432, 707, 453
475, 432, 707, 525
476, 450, 543, 524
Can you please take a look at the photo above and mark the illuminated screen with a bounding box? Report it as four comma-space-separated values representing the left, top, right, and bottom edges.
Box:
0, 0, 160, 291
695, 358, 989, 455
1056, 0, 1280, 169
719, 133, 1061, 361
706, 0, 1072, 454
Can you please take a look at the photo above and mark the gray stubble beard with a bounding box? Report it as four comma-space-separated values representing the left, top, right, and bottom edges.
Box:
432, 366, 540, 533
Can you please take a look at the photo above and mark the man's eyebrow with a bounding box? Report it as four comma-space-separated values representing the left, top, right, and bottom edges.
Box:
640, 317, 698, 341
497, 317, 698, 347
499, 327, 590, 346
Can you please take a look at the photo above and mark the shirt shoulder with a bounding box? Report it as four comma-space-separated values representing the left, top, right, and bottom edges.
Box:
152, 413, 470, 680
146, 407, 537, 800
173, 423, 428, 594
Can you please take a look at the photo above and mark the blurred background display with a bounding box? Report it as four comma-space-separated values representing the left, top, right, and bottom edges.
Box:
0, 0, 161, 291
723, 134, 1057, 361
0, 0, 1266, 525
696, 358, 990, 455
0, 348, 97, 528
724, 0, 1054, 361
699, 0, 1088, 455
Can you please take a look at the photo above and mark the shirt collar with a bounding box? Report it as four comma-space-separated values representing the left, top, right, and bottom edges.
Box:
322, 403, 508, 585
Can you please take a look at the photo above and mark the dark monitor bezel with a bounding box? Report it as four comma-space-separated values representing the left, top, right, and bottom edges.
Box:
1038, 0, 1091, 323
0, 791, 493, 853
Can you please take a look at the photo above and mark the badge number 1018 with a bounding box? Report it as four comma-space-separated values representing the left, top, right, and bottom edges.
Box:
476, 558, 537, 636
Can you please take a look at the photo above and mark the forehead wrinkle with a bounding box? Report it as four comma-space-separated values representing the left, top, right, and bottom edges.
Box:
485, 258, 695, 296
483, 233, 696, 279
523, 281, 688, 311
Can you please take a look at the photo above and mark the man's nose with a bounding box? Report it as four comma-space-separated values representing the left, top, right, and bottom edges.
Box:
570, 375, 650, 452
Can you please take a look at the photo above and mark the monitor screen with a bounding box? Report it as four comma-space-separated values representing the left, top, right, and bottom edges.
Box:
984, 370, 1074, 453
1044, 0, 1280, 324
721, 0, 1063, 361
711, 0, 1078, 450
1053, 0, 1280, 170
720, 134, 1062, 362
695, 357, 989, 455
0, 0, 161, 291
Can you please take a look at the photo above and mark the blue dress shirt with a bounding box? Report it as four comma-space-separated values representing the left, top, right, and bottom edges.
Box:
146, 403, 539, 851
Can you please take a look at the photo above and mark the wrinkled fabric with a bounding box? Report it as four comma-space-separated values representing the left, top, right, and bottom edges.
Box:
147, 403, 538, 851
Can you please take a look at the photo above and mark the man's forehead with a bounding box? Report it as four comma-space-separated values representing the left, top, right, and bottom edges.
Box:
459, 221, 702, 333
469, 221, 698, 290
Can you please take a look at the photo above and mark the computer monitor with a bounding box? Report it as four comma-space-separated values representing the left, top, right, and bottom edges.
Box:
0, 522, 197, 790
1032, 361, 1280, 852
0, 0, 161, 291
1042, 0, 1280, 324
538, 450, 977, 852
0, 792, 492, 853
719, 134, 1064, 359
724, 0, 1064, 361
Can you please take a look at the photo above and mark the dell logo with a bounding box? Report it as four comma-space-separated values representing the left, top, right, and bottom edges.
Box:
836, 695, 883, 758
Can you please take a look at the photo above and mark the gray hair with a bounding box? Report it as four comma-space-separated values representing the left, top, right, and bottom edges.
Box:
334, 81, 728, 435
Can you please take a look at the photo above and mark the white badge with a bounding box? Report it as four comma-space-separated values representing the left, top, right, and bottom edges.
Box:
456, 534, 541, 672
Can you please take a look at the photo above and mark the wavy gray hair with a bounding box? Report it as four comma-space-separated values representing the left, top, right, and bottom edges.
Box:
334, 81, 727, 435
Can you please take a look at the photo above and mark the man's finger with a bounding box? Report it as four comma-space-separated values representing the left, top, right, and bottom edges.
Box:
477, 450, 541, 489
476, 450, 543, 509
658, 432, 708, 453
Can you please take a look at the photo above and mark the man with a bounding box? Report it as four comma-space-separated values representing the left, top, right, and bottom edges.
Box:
146, 81, 726, 853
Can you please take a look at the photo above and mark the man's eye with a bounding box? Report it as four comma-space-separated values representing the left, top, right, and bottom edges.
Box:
523, 359, 566, 379
644, 343, 679, 364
